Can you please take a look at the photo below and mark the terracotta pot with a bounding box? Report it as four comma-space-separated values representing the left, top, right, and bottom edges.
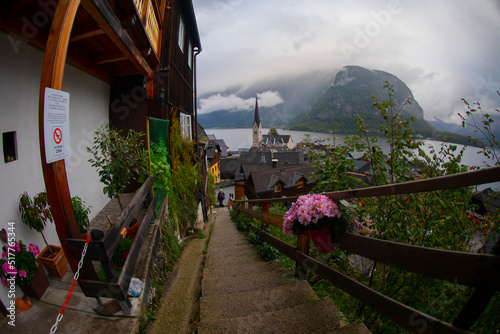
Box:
20, 264, 49, 299
126, 217, 139, 240
38, 245, 67, 278
304, 227, 336, 253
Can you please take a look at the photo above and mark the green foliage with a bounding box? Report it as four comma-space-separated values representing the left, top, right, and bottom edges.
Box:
197, 231, 206, 239
148, 139, 171, 193
112, 237, 132, 270
18, 191, 53, 249
231, 210, 291, 264
459, 94, 500, 165
71, 196, 91, 233
87, 124, 147, 210
268, 127, 279, 135
0, 241, 39, 286
305, 83, 482, 333
167, 118, 203, 233
207, 171, 217, 207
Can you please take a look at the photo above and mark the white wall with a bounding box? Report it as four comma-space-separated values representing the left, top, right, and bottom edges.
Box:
0, 32, 109, 303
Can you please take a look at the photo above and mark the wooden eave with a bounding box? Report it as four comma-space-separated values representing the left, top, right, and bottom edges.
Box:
0, 0, 163, 83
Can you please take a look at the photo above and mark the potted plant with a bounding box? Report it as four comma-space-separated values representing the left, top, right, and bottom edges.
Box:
0, 241, 49, 299
71, 196, 91, 238
87, 124, 147, 211
282, 194, 359, 253
18, 191, 67, 278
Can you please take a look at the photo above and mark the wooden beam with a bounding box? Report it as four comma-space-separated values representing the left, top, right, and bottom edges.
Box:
81, 0, 154, 80
94, 51, 127, 64
38, 0, 97, 281
69, 24, 104, 42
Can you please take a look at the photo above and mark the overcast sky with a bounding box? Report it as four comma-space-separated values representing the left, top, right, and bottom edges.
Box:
192, 0, 500, 124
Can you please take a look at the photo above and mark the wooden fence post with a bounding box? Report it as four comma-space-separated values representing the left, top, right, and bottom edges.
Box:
262, 202, 269, 228
295, 233, 310, 279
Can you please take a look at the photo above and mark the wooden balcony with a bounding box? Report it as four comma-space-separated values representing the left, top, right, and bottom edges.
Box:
0, 0, 166, 82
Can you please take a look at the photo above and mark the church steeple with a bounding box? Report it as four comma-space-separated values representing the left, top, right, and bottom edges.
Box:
254, 94, 260, 126
252, 94, 262, 148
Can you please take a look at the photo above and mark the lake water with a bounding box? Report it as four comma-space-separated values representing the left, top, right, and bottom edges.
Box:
205, 128, 500, 191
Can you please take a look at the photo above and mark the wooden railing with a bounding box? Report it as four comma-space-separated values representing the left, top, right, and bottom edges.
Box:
65, 177, 157, 313
132, 0, 161, 56
230, 165, 500, 334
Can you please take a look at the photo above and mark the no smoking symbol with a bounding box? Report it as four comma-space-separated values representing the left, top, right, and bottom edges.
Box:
53, 128, 62, 144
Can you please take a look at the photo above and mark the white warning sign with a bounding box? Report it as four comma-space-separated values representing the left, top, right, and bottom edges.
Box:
44, 88, 71, 163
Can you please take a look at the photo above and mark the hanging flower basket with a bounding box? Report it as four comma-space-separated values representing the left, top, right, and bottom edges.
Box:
303, 225, 337, 253
283, 194, 359, 253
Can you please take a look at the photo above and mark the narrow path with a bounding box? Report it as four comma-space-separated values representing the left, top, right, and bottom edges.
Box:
197, 209, 369, 333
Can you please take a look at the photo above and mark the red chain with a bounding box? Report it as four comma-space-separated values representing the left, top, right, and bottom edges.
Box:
50, 236, 91, 333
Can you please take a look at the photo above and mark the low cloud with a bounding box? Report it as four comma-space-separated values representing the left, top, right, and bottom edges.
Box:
198, 90, 284, 114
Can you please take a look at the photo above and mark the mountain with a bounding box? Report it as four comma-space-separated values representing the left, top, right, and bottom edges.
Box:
290, 65, 431, 134
198, 66, 487, 146
197, 71, 337, 128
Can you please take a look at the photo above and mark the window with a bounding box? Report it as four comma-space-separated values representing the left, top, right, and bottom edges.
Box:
188, 40, 193, 68
3, 131, 17, 163
297, 179, 305, 188
180, 112, 192, 140
178, 16, 185, 53
274, 183, 282, 193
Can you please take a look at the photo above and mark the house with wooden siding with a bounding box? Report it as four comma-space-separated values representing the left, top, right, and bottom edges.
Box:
0, 0, 201, 311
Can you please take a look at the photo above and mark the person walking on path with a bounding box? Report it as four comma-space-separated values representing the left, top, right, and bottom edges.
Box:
217, 188, 225, 207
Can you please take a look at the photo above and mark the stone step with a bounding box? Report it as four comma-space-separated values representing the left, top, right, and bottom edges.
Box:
204, 248, 261, 268
205, 241, 254, 254
197, 297, 341, 334
202, 268, 294, 297
335, 321, 372, 334
200, 280, 319, 322
207, 234, 247, 245
202, 261, 284, 280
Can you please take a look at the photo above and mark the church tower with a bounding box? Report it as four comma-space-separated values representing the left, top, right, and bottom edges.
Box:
252, 94, 262, 148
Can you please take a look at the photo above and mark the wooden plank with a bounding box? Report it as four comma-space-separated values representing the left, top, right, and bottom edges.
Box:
236, 203, 500, 287
70, 23, 105, 42
335, 233, 500, 288
233, 166, 500, 204
452, 236, 500, 329
325, 165, 500, 200
296, 253, 474, 334
94, 52, 128, 64
105, 176, 155, 259
81, 0, 154, 79
78, 279, 126, 299
118, 197, 156, 292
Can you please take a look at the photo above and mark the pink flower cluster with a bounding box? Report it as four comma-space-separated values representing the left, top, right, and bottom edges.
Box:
283, 194, 341, 237
0, 241, 40, 287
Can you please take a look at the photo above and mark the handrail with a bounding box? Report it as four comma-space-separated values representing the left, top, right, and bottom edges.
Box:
229, 165, 500, 333
233, 165, 500, 203
65, 176, 156, 304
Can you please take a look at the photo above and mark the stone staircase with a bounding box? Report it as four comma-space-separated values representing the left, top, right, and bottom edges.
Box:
197, 209, 370, 334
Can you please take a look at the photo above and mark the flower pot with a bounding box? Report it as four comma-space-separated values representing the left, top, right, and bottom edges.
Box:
38, 245, 67, 278
304, 227, 336, 253
20, 264, 49, 299
126, 217, 139, 240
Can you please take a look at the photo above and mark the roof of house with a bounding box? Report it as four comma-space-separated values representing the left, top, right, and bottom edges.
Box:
239, 150, 306, 165
247, 165, 317, 194
261, 135, 292, 147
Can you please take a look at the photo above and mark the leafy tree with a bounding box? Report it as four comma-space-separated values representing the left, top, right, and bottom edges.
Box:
309, 83, 481, 333
87, 125, 147, 210
268, 127, 279, 135
459, 93, 500, 166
